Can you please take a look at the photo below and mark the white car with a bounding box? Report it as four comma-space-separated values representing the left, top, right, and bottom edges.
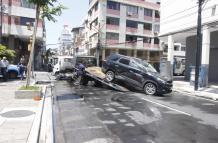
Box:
52, 56, 74, 75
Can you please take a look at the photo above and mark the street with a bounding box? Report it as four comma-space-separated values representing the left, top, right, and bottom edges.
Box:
53, 81, 218, 143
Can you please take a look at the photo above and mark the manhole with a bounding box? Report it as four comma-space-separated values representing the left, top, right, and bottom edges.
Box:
0, 110, 34, 118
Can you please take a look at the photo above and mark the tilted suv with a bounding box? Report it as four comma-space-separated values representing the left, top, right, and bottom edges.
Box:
102, 54, 172, 95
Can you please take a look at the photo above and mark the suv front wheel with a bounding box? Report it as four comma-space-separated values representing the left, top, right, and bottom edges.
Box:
105, 70, 115, 82
144, 82, 157, 95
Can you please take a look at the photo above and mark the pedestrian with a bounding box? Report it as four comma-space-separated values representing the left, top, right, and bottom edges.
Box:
74, 62, 86, 85
18, 62, 25, 80
2, 57, 9, 67
0, 57, 9, 81
20, 56, 25, 64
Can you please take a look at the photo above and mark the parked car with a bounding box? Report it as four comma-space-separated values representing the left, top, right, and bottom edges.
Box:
102, 54, 173, 95
0, 64, 22, 79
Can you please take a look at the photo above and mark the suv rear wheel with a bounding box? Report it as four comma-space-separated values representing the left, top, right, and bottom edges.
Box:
105, 70, 115, 82
144, 82, 157, 95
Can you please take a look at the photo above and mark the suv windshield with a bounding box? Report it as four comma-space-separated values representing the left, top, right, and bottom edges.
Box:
132, 58, 157, 73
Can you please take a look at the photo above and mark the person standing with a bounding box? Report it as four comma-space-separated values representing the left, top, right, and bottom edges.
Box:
0, 57, 9, 81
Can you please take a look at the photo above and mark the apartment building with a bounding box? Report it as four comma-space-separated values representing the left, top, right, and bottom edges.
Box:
159, 0, 218, 85
1, 0, 45, 69
71, 26, 89, 56
58, 25, 73, 56
86, 0, 161, 64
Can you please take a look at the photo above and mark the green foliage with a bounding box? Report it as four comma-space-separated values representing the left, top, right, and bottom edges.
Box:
0, 45, 16, 62
19, 86, 39, 90
28, 0, 66, 22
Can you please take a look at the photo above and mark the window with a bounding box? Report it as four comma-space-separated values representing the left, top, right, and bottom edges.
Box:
126, 35, 137, 42
21, 0, 35, 9
144, 8, 152, 17
144, 23, 152, 30
119, 58, 130, 65
107, 1, 120, 10
154, 38, 160, 44
108, 54, 120, 61
126, 20, 138, 28
20, 17, 35, 26
106, 17, 119, 25
126, 5, 138, 15
143, 37, 151, 43
181, 46, 186, 51
155, 11, 160, 18
154, 25, 160, 33
106, 32, 119, 40
174, 45, 180, 51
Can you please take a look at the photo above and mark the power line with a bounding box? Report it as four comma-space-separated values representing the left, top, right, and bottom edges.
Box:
160, 5, 198, 23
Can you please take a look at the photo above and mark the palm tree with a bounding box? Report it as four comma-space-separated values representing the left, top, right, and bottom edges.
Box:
26, 0, 65, 86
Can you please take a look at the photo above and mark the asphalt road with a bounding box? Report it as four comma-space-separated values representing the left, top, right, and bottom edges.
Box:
53, 81, 218, 143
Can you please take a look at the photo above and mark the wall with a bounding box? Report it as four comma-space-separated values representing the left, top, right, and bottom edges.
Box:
185, 31, 218, 82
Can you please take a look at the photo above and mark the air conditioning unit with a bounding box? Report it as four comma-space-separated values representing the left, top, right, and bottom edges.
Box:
127, 12, 133, 16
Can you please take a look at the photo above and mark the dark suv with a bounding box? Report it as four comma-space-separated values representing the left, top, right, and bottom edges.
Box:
102, 54, 172, 95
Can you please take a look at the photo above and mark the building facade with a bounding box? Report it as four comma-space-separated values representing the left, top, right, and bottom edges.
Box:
86, 0, 161, 65
71, 26, 88, 56
1, 0, 45, 69
58, 25, 73, 56
159, 0, 218, 84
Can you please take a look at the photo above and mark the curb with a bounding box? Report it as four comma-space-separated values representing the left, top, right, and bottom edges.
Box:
173, 88, 218, 101
27, 85, 47, 143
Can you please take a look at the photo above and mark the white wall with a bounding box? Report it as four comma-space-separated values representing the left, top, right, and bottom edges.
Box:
160, 0, 218, 36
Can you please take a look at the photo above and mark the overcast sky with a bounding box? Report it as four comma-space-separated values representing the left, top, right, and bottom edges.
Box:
45, 0, 89, 49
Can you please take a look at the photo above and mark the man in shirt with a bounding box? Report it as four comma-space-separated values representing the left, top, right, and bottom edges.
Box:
0, 57, 8, 81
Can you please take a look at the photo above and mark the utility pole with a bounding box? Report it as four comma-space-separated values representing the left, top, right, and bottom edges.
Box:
0, 0, 3, 44
96, 24, 101, 67
195, 0, 204, 91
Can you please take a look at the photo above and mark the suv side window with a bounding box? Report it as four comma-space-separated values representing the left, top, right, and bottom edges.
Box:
119, 58, 130, 65
130, 60, 139, 69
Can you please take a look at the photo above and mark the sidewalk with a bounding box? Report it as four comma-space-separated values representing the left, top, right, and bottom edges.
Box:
173, 77, 218, 101
0, 72, 51, 143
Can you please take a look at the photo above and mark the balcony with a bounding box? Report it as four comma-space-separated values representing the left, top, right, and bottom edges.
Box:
107, 9, 120, 16
155, 18, 160, 22
126, 0, 160, 9
153, 44, 160, 49
126, 0, 146, 4
126, 41, 137, 47
106, 24, 119, 31
126, 27, 138, 33
144, 16, 153, 21
144, 43, 151, 49
106, 39, 119, 45
127, 13, 138, 19
144, 30, 153, 35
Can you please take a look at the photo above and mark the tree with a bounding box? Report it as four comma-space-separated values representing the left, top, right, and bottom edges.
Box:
0, 45, 16, 62
26, 0, 66, 87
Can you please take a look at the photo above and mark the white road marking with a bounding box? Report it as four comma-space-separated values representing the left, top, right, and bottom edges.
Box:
141, 97, 192, 116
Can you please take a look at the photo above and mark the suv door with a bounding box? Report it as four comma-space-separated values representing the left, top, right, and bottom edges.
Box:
116, 58, 132, 82
128, 60, 145, 88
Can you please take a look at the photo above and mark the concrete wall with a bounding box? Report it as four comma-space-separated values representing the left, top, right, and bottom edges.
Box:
185, 31, 218, 82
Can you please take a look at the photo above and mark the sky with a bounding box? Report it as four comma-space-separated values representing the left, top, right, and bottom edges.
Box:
45, 0, 89, 49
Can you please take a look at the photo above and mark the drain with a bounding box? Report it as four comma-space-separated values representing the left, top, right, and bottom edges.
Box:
57, 94, 83, 101
1, 110, 34, 118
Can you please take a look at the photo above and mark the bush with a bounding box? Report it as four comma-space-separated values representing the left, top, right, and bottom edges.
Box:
0, 45, 16, 62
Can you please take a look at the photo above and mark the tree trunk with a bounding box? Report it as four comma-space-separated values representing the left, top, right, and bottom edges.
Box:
26, 5, 40, 87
